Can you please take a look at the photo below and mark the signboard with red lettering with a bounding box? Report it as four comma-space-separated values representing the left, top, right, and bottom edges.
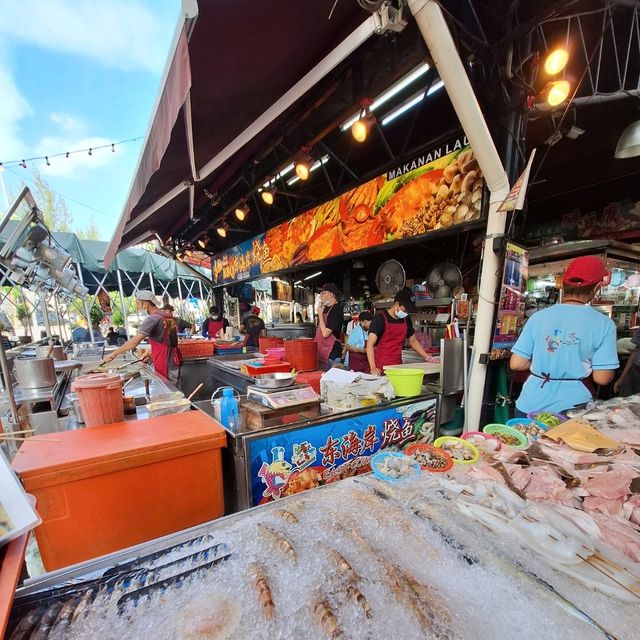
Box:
247, 398, 437, 506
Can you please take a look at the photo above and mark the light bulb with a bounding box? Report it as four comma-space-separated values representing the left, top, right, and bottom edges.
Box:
295, 159, 311, 181
234, 206, 246, 221
216, 226, 227, 238
544, 48, 569, 75
351, 114, 375, 143
261, 188, 275, 205
197, 238, 206, 249
547, 80, 570, 106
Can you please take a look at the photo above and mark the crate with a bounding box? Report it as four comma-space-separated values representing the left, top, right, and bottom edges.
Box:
214, 345, 244, 355
179, 340, 216, 359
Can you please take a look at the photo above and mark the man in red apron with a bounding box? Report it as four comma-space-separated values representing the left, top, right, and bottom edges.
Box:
202, 305, 229, 338
103, 291, 182, 384
315, 283, 344, 370
367, 288, 431, 376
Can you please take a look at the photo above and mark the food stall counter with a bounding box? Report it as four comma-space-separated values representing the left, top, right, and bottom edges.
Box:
12, 411, 227, 571
194, 393, 438, 513
207, 352, 261, 394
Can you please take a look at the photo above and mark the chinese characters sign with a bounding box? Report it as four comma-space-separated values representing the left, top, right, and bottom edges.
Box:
490, 242, 528, 359
248, 398, 437, 505
212, 137, 484, 285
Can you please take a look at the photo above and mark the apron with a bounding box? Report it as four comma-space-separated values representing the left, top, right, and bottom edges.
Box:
349, 350, 370, 373
149, 312, 181, 380
206, 318, 224, 338
315, 306, 338, 369
374, 312, 407, 370
529, 370, 596, 399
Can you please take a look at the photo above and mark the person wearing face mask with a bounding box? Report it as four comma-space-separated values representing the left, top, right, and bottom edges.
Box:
103, 291, 182, 383
315, 283, 344, 369
367, 288, 430, 376
524, 300, 538, 319
510, 256, 618, 415
202, 305, 229, 339
344, 311, 372, 373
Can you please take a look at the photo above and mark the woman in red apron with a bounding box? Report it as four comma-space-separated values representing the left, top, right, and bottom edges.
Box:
203, 305, 228, 338
344, 311, 373, 373
366, 288, 431, 376
315, 283, 344, 370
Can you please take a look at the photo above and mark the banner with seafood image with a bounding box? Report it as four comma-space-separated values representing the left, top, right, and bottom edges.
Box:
247, 398, 437, 506
212, 137, 483, 285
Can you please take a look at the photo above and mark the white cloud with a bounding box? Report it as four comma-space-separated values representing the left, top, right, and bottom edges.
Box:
0, 0, 171, 73
49, 112, 85, 133
0, 49, 33, 161
34, 136, 118, 178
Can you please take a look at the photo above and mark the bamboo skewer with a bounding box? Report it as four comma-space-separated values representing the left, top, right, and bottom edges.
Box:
186, 383, 204, 402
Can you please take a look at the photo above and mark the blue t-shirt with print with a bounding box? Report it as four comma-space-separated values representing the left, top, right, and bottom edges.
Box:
512, 304, 619, 413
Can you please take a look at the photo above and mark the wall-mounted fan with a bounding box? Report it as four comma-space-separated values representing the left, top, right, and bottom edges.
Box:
375, 259, 406, 297
425, 263, 463, 299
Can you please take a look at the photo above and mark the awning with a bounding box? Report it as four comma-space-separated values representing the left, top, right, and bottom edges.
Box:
105, 0, 374, 265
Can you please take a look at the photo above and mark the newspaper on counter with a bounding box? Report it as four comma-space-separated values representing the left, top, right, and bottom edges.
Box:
320, 369, 395, 411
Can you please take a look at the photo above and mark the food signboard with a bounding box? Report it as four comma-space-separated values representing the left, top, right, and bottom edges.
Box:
490, 242, 528, 359
212, 136, 484, 285
247, 398, 437, 506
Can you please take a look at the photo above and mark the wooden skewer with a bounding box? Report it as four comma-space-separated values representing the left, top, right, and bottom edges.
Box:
186, 383, 204, 402
0, 435, 61, 442
0, 428, 34, 435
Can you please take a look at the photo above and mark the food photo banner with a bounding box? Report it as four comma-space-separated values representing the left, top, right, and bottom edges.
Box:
212, 137, 484, 285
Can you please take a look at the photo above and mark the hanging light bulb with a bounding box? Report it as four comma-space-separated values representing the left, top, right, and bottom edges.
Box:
544, 48, 569, 75
546, 80, 571, 106
235, 202, 250, 221
197, 236, 207, 249
294, 147, 313, 181
261, 186, 276, 205
216, 222, 228, 238
351, 98, 375, 143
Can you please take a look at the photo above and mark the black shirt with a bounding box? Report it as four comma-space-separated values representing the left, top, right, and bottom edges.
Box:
242, 315, 265, 347
369, 310, 415, 341
175, 318, 192, 333
106, 331, 119, 346
322, 303, 344, 360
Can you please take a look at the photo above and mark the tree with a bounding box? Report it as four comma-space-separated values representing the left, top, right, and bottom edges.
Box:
27, 170, 73, 232
77, 219, 101, 240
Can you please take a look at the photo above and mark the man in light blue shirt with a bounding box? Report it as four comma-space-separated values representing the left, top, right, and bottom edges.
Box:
510, 256, 618, 414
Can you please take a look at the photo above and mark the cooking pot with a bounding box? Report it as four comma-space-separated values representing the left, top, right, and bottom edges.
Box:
14, 356, 57, 389
36, 345, 66, 361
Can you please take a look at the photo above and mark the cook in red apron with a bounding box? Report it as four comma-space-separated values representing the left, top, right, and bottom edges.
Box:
373, 312, 408, 370
203, 305, 226, 338
315, 306, 338, 370
149, 310, 182, 382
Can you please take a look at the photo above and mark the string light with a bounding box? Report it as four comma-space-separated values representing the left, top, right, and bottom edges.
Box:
0, 136, 143, 169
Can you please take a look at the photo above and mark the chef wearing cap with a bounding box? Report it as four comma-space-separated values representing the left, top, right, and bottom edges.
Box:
510, 256, 619, 414
104, 290, 181, 382
315, 283, 344, 369
240, 305, 266, 348
367, 288, 431, 376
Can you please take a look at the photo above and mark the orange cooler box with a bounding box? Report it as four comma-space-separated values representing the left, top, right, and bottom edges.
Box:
12, 412, 227, 571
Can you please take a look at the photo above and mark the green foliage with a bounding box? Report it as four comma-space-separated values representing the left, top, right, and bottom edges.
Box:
89, 302, 104, 326
112, 307, 124, 326
76, 219, 101, 240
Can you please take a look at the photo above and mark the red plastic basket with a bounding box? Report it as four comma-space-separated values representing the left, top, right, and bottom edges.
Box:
259, 336, 284, 353
284, 339, 318, 372
178, 340, 216, 359
297, 370, 322, 394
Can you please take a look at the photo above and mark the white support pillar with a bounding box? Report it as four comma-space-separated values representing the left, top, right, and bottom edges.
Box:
407, 0, 511, 430
116, 269, 131, 338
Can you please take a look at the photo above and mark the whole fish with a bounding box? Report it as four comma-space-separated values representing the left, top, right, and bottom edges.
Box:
7, 607, 46, 640
47, 597, 81, 640
29, 601, 63, 640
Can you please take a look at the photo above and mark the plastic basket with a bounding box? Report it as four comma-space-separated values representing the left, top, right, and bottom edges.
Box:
483, 424, 529, 449
384, 367, 425, 397
433, 436, 480, 464
460, 431, 502, 454
214, 344, 244, 355
243, 362, 293, 376
179, 340, 216, 359
526, 411, 567, 429
506, 418, 548, 441
371, 451, 421, 483
404, 443, 453, 472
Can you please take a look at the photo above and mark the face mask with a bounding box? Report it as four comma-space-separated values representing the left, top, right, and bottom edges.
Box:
396, 310, 408, 319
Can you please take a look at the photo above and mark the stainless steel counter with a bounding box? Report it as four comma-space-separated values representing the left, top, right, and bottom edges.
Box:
265, 322, 315, 339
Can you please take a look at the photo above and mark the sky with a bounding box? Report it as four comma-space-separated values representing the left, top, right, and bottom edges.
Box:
0, 0, 181, 240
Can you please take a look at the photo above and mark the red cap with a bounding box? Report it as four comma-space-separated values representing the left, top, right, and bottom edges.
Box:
251, 306, 261, 315
562, 256, 610, 287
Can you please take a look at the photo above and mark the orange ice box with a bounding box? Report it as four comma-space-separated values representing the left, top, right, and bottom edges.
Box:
12, 412, 227, 571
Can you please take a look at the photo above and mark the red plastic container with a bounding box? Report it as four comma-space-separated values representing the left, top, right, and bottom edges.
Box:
284, 339, 318, 372
179, 339, 216, 359
244, 362, 292, 376
259, 336, 284, 353
71, 373, 124, 427
297, 370, 322, 394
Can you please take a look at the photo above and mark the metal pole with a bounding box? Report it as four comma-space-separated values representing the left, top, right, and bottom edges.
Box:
176, 277, 185, 315
116, 269, 131, 337
149, 273, 156, 296
39, 292, 52, 342
0, 337, 20, 457
75, 264, 95, 342
53, 295, 68, 343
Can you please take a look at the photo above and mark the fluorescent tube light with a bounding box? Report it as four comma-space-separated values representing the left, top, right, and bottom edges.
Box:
381, 80, 444, 126
303, 271, 322, 281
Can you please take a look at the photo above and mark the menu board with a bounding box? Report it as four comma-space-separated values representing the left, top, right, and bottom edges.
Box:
247, 398, 437, 506
212, 136, 484, 285
490, 242, 529, 359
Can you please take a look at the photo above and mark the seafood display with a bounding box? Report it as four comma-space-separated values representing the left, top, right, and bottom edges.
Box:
434, 436, 479, 462
8, 470, 640, 640
405, 443, 453, 471
528, 411, 566, 428
460, 432, 501, 455
507, 419, 547, 440
372, 451, 420, 480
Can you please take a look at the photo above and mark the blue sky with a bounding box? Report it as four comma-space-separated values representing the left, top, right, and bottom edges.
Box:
0, 0, 181, 240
